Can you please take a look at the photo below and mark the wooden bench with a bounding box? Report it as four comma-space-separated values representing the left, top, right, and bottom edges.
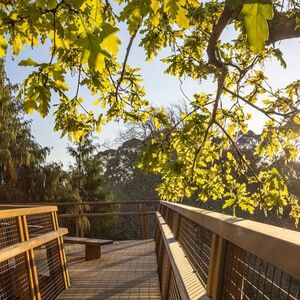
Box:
63, 236, 113, 261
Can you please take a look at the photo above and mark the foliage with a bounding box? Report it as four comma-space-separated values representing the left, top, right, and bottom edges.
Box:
0, 59, 49, 189
67, 134, 117, 237
100, 136, 160, 201
67, 134, 106, 199
0, 0, 300, 222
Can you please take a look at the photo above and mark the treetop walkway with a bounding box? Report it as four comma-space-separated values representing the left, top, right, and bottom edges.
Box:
0, 201, 299, 299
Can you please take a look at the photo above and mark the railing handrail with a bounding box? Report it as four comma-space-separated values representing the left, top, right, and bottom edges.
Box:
3, 200, 160, 206
58, 211, 156, 217
161, 201, 300, 280
0, 228, 68, 263
0, 205, 58, 218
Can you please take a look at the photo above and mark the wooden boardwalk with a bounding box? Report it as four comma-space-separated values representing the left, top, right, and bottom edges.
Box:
58, 240, 161, 299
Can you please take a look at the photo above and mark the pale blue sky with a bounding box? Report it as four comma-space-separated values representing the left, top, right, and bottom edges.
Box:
5, 24, 299, 167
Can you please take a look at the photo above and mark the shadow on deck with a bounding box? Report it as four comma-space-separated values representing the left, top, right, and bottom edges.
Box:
58, 240, 161, 299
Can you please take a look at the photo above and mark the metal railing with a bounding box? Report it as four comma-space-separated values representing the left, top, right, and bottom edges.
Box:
1, 201, 159, 240
0, 205, 70, 300
43, 201, 158, 240
156, 201, 300, 300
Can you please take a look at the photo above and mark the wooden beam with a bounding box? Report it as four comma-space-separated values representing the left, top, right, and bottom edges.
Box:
206, 234, 226, 300
0, 206, 57, 218
52, 211, 71, 289
58, 211, 156, 218
16, 216, 37, 300
1, 200, 160, 206
138, 203, 146, 239
22, 215, 41, 300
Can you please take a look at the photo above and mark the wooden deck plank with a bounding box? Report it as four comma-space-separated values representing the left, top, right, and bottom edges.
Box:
58, 240, 161, 299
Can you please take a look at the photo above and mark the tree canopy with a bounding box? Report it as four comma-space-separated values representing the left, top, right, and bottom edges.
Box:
1, 0, 299, 222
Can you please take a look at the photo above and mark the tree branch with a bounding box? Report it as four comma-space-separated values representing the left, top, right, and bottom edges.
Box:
223, 87, 298, 120
189, 6, 234, 181
267, 10, 300, 45
115, 30, 138, 101
214, 120, 270, 208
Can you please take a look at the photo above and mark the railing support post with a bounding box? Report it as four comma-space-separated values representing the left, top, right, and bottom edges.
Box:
16, 216, 37, 300
143, 203, 149, 239
51, 211, 71, 289
18, 215, 41, 300
207, 233, 226, 300
173, 212, 181, 239
138, 203, 146, 240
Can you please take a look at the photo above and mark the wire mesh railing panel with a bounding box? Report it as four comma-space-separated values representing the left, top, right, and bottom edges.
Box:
221, 241, 300, 300
157, 244, 165, 287
86, 215, 138, 240
146, 214, 156, 239
34, 240, 65, 300
161, 250, 171, 294
0, 254, 31, 300
58, 216, 76, 236
0, 217, 20, 249
57, 202, 158, 240
168, 270, 182, 300
177, 215, 212, 287
27, 213, 54, 238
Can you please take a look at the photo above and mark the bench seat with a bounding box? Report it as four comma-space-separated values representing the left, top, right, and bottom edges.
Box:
63, 236, 113, 261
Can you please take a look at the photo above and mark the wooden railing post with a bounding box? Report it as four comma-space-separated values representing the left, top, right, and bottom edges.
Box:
75, 203, 84, 237
18, 215, 41, 300
172, 212, 181, 239
75, 213, 79, 237
143, 203, 149, 239
138, 203, 146, 240
79, 203, 84, 238
16, 216, 37, 300
206, 233, 226, 300
51, 211, 71, 289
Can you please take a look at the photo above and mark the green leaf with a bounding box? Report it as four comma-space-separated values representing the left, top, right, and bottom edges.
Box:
0, 35, 7, 57
239, 0, 274, 53
46, 0, 58, 10
100, 23, 120, 56
296, 15, 300, 27
223, 197, 236, 209
36, 0, 57, 9
19, 58, 39, 67
24, 99, 38, 114
75, 34, 110, 72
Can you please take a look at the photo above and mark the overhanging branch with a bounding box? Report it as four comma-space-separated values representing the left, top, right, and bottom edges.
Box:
267, 10, 300, 45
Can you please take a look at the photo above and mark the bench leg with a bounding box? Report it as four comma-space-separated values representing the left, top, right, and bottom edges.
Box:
85, 245, 101, 261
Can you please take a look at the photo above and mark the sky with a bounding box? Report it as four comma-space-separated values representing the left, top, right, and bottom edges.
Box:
5, 20, 300, 168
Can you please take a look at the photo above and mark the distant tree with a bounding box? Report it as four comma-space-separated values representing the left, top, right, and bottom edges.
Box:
67, 134, 106, 201
67, 134, 116, 238
1, 0, 299, 222
101, 137, 160, 201
0, 59, 51, 202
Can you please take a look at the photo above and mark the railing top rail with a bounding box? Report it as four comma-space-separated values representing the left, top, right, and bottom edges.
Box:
58, 211, 156, 217
161, 200, 300, 280
1, 200, 160, 206
0, 228, 68, 263
0, 205, 58, 218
